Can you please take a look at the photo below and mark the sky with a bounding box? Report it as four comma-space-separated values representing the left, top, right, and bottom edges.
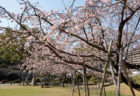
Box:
0, 0, 85, 27
0, 0, 85, 12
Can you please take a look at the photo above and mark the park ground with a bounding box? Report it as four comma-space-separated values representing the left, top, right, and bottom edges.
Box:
0, 83, 140, 96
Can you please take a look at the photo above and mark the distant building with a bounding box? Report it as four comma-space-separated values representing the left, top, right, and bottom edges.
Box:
127, 48, 140, 64
127, 48, 140, 76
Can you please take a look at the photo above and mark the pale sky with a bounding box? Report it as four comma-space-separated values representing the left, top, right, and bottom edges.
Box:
0, 0, 84, 12
0, 0, 85, 27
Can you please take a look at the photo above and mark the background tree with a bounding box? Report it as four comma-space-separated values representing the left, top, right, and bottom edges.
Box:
0, 27, 28, 82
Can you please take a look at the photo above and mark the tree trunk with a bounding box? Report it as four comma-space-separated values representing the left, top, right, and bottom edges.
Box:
41, 76, 44, 88
76, 73, 81, 96
31, 74, 35, 86
116, 48, 122, 96
63, 74, 66, 87
22, 72, 25, 86
83, 72, 87, 96
84, 66, 90, 96
110, 62, 117, 91
122, 62, 135, 96
25, 72, 29, 85
72, 72, 75, 96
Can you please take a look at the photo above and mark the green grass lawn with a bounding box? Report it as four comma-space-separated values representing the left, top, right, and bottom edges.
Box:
0, 85, 73, 96
132, 75, 140, 84
0, 84, 140, 96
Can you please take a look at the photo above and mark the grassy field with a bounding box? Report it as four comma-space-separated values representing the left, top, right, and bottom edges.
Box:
0, 85, 73, 96
0, 84, 140, 96
132, 75, 140, 84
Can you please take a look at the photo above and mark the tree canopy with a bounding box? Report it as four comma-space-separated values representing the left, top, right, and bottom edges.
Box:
0, 0, 140, 95
0, 28, 27, 66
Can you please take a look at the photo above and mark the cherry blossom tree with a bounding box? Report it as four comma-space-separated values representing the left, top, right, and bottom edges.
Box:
0, 0, 140, 96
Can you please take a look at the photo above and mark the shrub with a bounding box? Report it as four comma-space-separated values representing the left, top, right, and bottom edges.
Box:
36, 77, 41, 82
1, 79, 8, 83
88, 76, 98, 84
12, 79, 20, 83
